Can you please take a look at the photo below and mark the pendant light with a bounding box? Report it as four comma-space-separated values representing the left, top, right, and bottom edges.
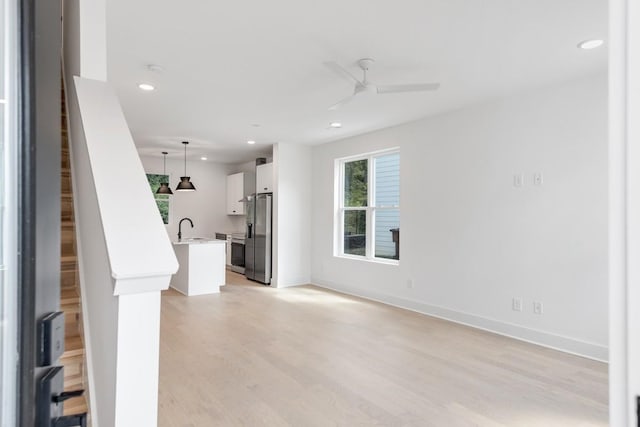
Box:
156, 151, 173, 195
175, 141, 196, 191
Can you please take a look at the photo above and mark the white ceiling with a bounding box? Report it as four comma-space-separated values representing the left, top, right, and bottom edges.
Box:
107, 0, 607, 164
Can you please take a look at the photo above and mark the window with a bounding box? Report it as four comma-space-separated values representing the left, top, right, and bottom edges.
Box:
337, 149, 400, 262
146, 173, 170, 224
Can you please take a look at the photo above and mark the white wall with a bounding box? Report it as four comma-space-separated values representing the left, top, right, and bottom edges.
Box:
232, 159, 261, 175
139, 156, 246, 239
63, 0, 106, 81
311, 72, 608, 360
273, 143, 312, 287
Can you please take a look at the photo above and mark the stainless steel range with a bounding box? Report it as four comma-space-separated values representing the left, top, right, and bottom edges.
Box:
230, 233, 246, 274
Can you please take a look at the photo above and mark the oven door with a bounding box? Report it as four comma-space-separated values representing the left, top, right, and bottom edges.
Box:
230, 240, 245, 273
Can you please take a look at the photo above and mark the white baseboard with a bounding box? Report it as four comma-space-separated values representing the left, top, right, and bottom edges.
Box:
274, 276, 311, 288
311, 278, 608, 362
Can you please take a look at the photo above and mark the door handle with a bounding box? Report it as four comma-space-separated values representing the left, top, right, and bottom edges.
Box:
53, 389, 84, 403
248, 223, 253, 239
37, 366, 87, 427
52, 413, 87, 427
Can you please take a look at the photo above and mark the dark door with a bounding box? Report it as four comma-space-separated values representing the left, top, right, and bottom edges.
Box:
17, 0, 62, 425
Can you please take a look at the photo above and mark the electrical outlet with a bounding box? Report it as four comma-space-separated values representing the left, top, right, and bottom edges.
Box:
512, 297, 523, 312
533, 301, 544, 314
513, 174, 524, 188
533, 172, 544, 186
406, 279, 414, 289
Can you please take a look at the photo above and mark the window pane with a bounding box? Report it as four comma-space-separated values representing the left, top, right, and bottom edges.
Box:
157, 200, 169, 224
343, 210, 366, 256
147, 173, 170, 222
374, 152, 399, 207
146, 173, 169, 194
344, 159, 367, 207
375, 209, 399, 260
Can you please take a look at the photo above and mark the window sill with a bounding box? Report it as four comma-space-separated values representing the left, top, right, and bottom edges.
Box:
334, 254, 399, 266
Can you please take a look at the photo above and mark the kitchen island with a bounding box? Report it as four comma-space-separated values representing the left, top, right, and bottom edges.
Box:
170, 238, 226, 295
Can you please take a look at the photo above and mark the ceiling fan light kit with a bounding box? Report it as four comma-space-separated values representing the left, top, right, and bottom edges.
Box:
325, 57, 440, 110
175, 141, 196, 192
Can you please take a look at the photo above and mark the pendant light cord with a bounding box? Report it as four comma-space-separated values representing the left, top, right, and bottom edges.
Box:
184, 143, 187, 176
163, 152, 167, 176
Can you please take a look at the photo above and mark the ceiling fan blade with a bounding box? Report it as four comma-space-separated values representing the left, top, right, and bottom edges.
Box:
376, 83, 440, 94
324, 61, 362, 86
328, 94, 355, 111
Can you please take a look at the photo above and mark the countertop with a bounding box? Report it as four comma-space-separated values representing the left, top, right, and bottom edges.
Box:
173, 238, 227, 246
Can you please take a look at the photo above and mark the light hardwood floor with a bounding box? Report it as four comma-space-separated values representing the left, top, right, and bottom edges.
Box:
158, 272, 607, 427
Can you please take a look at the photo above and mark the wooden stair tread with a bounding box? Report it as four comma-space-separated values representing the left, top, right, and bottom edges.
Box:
61, 279, 78, 289
63, 374, 85, 390
60, 304, 81, 315
62, 397, 87, 416
60, 254, 77, 263
61, 288, 79, 304
61, 335, 84, 358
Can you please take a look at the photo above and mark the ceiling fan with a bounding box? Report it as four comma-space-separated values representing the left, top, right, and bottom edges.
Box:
324, 58, 440, 110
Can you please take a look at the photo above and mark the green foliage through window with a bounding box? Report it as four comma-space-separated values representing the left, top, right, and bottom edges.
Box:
146, 173, 170, 224
344, 159, 367, 207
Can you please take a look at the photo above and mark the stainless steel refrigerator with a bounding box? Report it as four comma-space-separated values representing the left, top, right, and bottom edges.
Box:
245, 193, 272, 284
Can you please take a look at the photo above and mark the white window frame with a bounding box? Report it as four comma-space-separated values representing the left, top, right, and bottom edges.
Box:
335, 148, 400, 264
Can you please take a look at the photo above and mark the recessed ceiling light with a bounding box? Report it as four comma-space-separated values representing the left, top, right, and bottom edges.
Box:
578, 39, 604, 50
138, 83, 155, 91
330, 122, 342, 128
247, 140, 256, 145
251, 124, 261, 127
201, 157, 207, 161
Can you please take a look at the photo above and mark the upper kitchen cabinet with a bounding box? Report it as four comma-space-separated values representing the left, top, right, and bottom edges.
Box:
256, 163, 273, 193
226, 172, 255, 215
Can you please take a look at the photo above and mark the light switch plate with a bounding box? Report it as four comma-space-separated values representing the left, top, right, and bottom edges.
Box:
533, 301, 544, 314
512, 297, 523, 312
513, 174, 524, 188
533, 172, 544, 186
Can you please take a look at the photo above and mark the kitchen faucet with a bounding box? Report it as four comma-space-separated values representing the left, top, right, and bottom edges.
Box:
178, 217, 193, 240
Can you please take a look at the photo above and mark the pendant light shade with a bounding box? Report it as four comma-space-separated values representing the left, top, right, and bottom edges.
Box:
156, 151, 174, 195
176, 176, 196, 191
176, 141, 196, 192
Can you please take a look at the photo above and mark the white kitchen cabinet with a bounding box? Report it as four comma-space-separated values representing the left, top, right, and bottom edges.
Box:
226, 172, 255, 215
256, 163, 273, 193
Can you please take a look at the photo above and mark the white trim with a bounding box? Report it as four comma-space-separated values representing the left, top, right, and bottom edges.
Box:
0, 0, 18, 423
625, 0, 640, 422
609, 0, 633, 424
334, 254, 399, 266
312, 278, 608, 362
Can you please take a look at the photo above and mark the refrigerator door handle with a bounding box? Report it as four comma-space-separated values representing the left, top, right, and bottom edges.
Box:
247, 223, 252, 239
265, 194, 272, 283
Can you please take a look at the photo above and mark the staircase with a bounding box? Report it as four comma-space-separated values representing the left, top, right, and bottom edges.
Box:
60, 83, 89, 417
